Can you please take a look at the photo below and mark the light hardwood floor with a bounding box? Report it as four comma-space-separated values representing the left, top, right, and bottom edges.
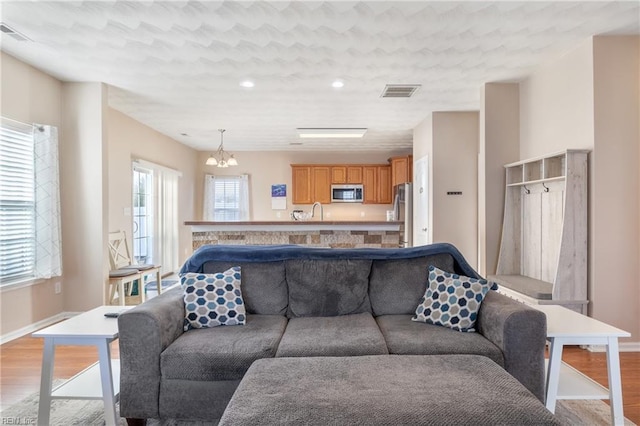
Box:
1, 332, 639, 424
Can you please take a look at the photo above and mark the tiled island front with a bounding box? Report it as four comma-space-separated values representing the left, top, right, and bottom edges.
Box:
186, 221, 403, 250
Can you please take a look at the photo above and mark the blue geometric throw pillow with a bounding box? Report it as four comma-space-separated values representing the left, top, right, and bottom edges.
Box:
181, 267, 245, 330
412, 265, 493, 332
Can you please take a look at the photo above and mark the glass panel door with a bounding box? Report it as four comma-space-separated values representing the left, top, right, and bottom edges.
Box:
133, 166, 154, 264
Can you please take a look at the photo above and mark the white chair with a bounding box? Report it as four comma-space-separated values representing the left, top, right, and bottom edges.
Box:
107, 230, 162, 305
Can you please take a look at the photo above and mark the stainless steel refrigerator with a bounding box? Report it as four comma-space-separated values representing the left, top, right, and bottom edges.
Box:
393, 183, 413, 247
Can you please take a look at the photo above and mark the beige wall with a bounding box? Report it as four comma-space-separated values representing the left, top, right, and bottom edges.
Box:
60, 82, 109, 312
432, 112, 479, 269
194, 151, 409, 222
413, 112, 479, 268
108, 108, 198, 269
0, 52, 65, 336
0, 52, 198, 338
478, 83, 520, 276
519, 39, 595, 156
519, 36, 640, 342
591, 36, 639, 341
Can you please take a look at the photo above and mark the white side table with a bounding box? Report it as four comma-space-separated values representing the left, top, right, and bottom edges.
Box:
534, 305, 630, 425
33, 306, 128, 426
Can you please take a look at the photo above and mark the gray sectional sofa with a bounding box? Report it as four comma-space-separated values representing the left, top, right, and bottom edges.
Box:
118, 243, 547, 423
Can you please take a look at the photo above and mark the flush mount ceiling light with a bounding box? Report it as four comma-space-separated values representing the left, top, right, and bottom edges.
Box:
0, 23, 31, 41
332, 80, 344, 88
296, 128, 367, 138
206, 129, 238, 167
239, 80, 254, 88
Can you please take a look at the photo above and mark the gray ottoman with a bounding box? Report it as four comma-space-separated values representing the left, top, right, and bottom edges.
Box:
219, 355, 560, 426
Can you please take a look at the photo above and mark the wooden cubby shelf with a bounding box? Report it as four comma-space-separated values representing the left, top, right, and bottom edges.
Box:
489, 149, 590, 314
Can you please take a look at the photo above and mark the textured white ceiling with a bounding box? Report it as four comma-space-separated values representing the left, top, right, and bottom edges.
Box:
1, 1, 638, 152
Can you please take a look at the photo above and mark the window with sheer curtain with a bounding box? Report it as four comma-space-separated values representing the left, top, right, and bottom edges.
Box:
0, 117, 61, 285
203, 175, 250, 221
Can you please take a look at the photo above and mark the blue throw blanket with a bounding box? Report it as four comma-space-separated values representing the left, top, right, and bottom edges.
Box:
180, 243, 482, 280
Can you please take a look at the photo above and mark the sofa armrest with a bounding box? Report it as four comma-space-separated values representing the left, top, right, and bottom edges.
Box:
476, 291, 547, 402
118, 287, 185, 419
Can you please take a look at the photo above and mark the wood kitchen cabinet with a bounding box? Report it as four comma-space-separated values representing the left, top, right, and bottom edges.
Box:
293, 163, 386, 204
292, 165, 331, 204
378, 166, 392, 203
362, 166, 378, 203
390, 155, 413, 188
346, 166, 362, 183
331, 167, 347, 184
331, 166, 363, 184
291, 166, 312, 204
312, 166, 331, 204
363, 165, 392, 204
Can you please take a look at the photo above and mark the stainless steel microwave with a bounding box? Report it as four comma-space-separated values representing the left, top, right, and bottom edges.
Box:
331, 184, 364, 203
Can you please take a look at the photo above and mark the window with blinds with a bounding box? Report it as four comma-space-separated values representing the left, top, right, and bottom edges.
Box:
214, 178, 241, 221
0, 119, 35, 283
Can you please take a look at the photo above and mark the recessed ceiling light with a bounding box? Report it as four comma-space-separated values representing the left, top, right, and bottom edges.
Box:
180, 132, 189, 136
332, 80, 344, 88
240, 80, 255, 88
296, 128, 367, 139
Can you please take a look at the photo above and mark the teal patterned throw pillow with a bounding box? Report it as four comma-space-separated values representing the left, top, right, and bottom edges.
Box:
181, 267, 245, 330
412, 266, 492, 332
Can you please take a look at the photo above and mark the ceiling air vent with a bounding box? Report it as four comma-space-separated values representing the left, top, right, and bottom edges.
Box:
381, 84, 421, 98
0, 23, 31, 41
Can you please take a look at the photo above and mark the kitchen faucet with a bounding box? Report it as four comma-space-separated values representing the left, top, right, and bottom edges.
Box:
311, 202, 323, 221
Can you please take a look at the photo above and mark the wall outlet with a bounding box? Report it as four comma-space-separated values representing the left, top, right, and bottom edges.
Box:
276, 211, 281, 218
123, 207, 131, 216
360, 211, 365, 218
54, 282, 62, 294
326, 212, 331, 218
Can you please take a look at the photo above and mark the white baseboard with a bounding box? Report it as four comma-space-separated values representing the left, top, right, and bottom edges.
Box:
0, 311, 83, 345
585, 342, 640, 352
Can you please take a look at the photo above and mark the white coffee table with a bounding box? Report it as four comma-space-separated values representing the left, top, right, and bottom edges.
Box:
33, 306, 128, 426
534, 305, 630, 425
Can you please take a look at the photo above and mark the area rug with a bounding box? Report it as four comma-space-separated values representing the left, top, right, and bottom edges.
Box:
1, 386, 635, 426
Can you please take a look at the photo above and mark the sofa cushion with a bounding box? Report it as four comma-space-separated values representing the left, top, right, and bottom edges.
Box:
202, 261, 288, 316
285, 259, 372, 318
161, 315, 288, 381
368, 254, 456, 316
181, 269, 246, 330
412, 266, 492, 332
276, 312, 388, 357
375, 315, 504, 367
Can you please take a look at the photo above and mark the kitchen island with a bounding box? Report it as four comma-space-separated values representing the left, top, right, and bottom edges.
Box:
185, 221, 403, 250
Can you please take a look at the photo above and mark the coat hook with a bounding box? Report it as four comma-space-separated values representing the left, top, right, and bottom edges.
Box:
523, 185, 530, 194
542, 183, 550, 192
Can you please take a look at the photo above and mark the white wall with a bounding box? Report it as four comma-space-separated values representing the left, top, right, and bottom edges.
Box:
195, 151, 410, 222
0, 52, 65, 335
413, 112, 479, 268
519, 36, 640, 342
413, 114, 433, 244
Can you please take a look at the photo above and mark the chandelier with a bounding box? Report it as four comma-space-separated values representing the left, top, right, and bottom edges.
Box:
206, 129, 238, 167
